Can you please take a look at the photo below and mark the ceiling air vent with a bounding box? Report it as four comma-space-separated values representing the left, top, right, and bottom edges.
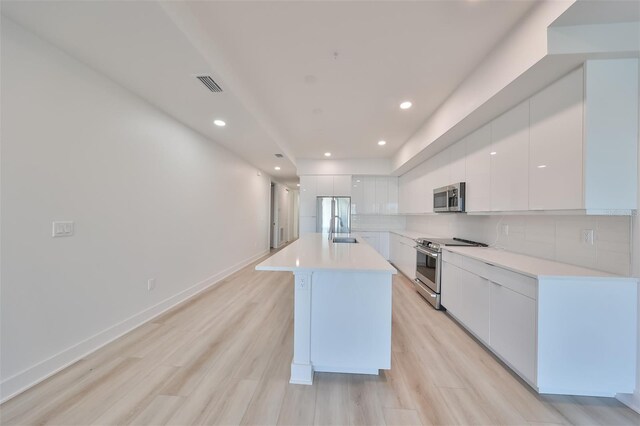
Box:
275, 154, 284, 158
196, 75, 223, 93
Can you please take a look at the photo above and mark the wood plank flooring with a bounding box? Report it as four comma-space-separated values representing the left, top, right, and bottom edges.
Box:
2, 253, 639, 425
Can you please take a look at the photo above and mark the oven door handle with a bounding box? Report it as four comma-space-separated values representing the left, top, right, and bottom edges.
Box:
414, 246, 439, 258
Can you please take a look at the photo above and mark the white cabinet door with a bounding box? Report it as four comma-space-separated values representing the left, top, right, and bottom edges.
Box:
375, 177, 388, 214
414, 161, 430, 214
441, 261, 461, 315
529, 68, 583, 210
458, 269, 491, 344
449, 139, 466, 184
431, 150, 450, 191
379, 232, 390, 260
389, 233, 399, 265
398, 175, 409, 214
351, 176, 364, 215
388, 177, 399, 214
491, 100, 530, 211
359, 232, 380, 253
316, 176, 333, 196
490, 282, 537, 384
333, 175, 352, 197
363, 177, 377, 214
465, 124, 492, 212
299, 176, 317, 217
401, 239, 417, 280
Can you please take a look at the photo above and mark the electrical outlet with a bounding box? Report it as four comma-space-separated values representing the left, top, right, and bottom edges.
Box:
52, 221, 74, 237
581, 229, 594, 245
147, 278, 156, 291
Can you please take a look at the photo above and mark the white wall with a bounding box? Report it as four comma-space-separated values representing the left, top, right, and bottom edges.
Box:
618, 56, 640, 414
0, 19, 271, 400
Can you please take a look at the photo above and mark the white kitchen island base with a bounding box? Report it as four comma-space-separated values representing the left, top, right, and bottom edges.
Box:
256, 233, 396, 385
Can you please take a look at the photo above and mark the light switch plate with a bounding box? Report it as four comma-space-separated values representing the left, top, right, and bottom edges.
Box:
52, 221, 74, 237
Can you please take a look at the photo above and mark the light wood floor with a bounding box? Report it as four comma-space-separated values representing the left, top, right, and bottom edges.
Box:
2, 254, 639, 426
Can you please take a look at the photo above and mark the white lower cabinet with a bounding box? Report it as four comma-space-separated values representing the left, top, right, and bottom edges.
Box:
440, 261, 461, 316
356, 231, 390, 260
442, 254, 536, 387
440, 249, 637, 396
490, 282, 536, 384
441, 262, 490, 345
459, 269, 491, 345
389, 233, 416, 280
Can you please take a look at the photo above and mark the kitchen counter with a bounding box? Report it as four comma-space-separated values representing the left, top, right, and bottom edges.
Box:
256, 233, 396, 274
443, 246, 618, 278
255, 232, 394, 385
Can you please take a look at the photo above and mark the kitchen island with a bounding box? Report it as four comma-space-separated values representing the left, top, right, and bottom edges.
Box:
256, 233, 396, 385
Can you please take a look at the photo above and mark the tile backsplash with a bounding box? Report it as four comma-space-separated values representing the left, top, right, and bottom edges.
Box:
406, 214, 633, 276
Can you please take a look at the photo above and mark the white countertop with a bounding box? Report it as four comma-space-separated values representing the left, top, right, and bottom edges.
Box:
443, 246, 626, 279
256, 233, 397, 274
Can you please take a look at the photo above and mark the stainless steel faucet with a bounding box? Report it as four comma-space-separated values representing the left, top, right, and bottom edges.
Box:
328, 215, 343, 241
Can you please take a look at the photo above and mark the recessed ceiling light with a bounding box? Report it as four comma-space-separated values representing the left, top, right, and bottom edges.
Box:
214, 119, 226, 127
274, 166, 281, 170
537, 164, 547, 168
490, 151, 497, 156
400, 101, 412, 110
356, 179, 361, 183
324, 152, 331, 157
296, 183, 300, 187
378, 140, 387, 146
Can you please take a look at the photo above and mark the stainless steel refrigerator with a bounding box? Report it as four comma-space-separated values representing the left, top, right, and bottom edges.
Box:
316, 197, 351, 234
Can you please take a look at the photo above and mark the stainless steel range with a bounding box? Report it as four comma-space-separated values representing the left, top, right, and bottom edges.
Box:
413, 237, 487, 309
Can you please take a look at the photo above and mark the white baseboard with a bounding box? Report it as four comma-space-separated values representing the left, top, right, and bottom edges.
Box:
0, 249, 270, 403
617, 392, 640, 415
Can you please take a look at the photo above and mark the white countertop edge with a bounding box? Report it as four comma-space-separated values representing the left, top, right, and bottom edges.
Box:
536, 274, 637, 282
255, 265, 397, 274
442, 246, 632, 279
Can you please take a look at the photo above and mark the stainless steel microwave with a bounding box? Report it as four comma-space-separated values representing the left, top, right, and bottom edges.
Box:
433, 183, 465, 213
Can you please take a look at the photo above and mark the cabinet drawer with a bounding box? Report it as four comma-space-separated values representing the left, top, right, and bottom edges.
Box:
459, 255, 537, 300
486, 266, 537, 300
461, 256, 491, 279
443, 251, 464, 268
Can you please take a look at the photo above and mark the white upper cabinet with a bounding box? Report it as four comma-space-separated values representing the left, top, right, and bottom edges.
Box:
332, 175, 352, 197
387, 177, 399, 214
399, 59, 638, 215
351, 177, 365, 214
529, 68, 583, 210
375, 177, 388, 214
352, 176, 399, 215
583, 59, 638, 211
362, 177, 376, 214
491, 100, 530, 212
316, 176, 334, 196
299, 175, 317, 217
430, 149, 450, 190
448, 139, 466, 184
465, 124, 492, 212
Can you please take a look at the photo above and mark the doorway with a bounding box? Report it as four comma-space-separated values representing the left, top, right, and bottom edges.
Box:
270, 182, 277, 249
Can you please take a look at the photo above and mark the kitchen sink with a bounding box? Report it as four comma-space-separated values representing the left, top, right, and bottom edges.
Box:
332, 237, 358, 244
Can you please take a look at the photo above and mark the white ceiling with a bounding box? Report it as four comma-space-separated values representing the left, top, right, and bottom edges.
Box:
2, 0, 537, 180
